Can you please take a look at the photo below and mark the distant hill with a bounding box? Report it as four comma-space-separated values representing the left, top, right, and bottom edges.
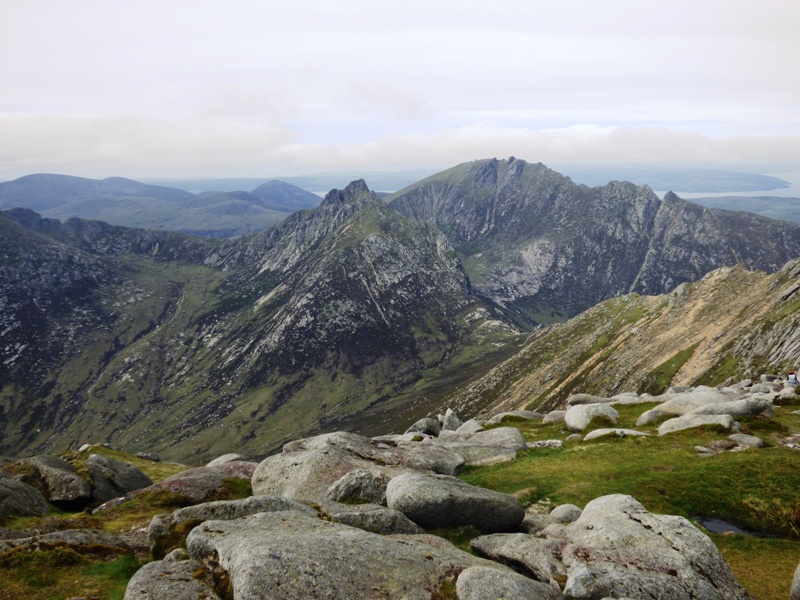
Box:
0, 174, 322, 237
688, 195, 800, 225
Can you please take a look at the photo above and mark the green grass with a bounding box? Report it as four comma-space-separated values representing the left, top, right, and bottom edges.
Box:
639, 343, 699, 395
458, 406, 800, 599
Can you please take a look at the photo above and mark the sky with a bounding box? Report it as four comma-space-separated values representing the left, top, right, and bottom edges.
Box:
1, 0, 798, 179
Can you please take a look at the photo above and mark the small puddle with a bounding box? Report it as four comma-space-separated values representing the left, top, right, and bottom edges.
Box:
692, 516, 772, 537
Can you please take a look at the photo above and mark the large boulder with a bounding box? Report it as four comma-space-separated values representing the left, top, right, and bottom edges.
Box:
124, 554, 222, 600
455, 565, 560, 600
205, 453, 245, 467
658, 413, 736, 436
405, 417, 441, 436
251, 432, 464, 502
564, 403, 619, 432
385, 472, 524, 533
317, 501, 424, 535
690, 397, 774, 419
431, 427, 528, 465
0, 478, 48, 518
19, 455, 91, 504
325, 469, 391, 505
148, 495, 315, 559
649, 388, 734, 416
568, 393, 614, 405
85, 454, 152, 502
185, 511, 514, 599
439, 408, 463, 431
135, 461, 256, 503
473, 494, 748, 599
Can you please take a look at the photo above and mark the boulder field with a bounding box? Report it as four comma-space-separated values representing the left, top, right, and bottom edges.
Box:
4, 377, 798, 598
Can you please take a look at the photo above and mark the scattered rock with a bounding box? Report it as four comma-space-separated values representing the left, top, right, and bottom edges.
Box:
385, 472, 524, 533
658, 414, 736, 436
527, 439, 563, 449
439, 408, 462, 431
85, 454, 152, 503
0, 528, 131, 558
405, 417, 441, 436
486, 411, 543, 424
470, 532, 566, 588
19, 455, 91, 504
729, 433, 765, 448
691, 397, 774, 419
431, 427, 528, 465
582, 428, 650, 441
568, 393, 613, 405
318, 501, 423, 535
205, 453, 245, 467
564, 403, 619, 432
454, 419, 485, 434
542, 410, 566, 424
549, 503, 582, 524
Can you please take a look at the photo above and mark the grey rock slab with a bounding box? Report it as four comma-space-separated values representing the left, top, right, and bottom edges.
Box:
486, 410, 544, 425
186, 510, 507, 600
650, 389, 734, 416
19, 455, 91, 503
430, 427, 528, 465
729, 433, 765, 448
0, 478, 47, 518
549, 503, 582, 524
527, 439, 563, 449
136, 461, 257, 503
470, 532, 567, 588
658, 413, 736, 436
542, 410, 566, 424
405, 417, 441, 436
454, 419, 485, 434
568, 393, 614, 405
564, 403, 619, 432
582, 428, 651, 441
439, 408, 463, 431
85, 453, 152, 503
549, 494, 749, 599
318, 500, 423, 535
385, 472, 524, 533
205, 453, 245, 467
325, 468, 391, 505
690, 397, 774, 419
456, 565, 561, 600
148, 495, 315, 558
0, 528, 131, 556
123, 557, 222, 600
251, 431, 464, 503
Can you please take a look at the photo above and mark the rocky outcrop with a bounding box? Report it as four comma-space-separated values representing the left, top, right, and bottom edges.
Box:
18, 455, 91, 504
0, 479, 48, 518
456, 565, 561, 600
123, 552, 222, 600
85, 453, 152, 502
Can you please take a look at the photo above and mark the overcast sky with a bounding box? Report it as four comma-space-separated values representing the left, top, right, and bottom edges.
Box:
1, 0, 798, 179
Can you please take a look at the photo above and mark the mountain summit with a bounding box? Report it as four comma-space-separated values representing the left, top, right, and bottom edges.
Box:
388, 158, 800, 326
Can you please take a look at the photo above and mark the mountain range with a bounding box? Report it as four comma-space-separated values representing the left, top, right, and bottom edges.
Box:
3, 158, 800, 462
0, 174, 321, 237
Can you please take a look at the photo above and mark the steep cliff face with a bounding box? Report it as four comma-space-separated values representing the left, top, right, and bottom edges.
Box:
0, 183, 514, 461
388, 158, 800, 326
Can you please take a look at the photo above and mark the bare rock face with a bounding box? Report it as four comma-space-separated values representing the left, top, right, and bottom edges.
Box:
385, 472, 524, 533
0, 478, 47, 518
325, 468, 391, 505
455, 565, 561, 600
185, 510, 512, 600
123, 556, 222, 600
85, 453, 152, 502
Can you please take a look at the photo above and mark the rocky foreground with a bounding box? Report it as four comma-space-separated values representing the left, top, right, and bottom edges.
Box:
3, 379, 800, 598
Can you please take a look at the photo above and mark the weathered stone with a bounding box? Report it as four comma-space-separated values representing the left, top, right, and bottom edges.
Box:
651, 389, 735, 416
549, 503, 582, 524
568, 393, 613, 405
454, 419, 485, 434
470, 533, 566, 588
0, 528, 130, 557
582, 428, 650, 441
455, 565, 561, 600
405, 417, 441, 436
19, 455, 91, 504
186, 511, 507, 599
791, 560, 800, 600
430, 427, 527, 465
486, 411, 543, 424
148, 495, 315, 559
636, 408, 673, 426
691, 397, 774, 419
0, 478, 47, 518
318, 500, 424, 535
564, 403, 619, 432
542, 410, 566, 424
385, 472, 524, 533
135, 461, 256, 503
251, 432, 463, 503
123, 557, 222, 600
658, 414, 736, 436
325, 469, 391, 505
729, 433, 765, 448
205, 453, 245, 467
85, 454, 152, 502
439, 408, 463, 431
527, 439, 563, 449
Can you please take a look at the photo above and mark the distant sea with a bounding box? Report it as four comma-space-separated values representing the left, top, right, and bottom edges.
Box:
660, 169, 800, 200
